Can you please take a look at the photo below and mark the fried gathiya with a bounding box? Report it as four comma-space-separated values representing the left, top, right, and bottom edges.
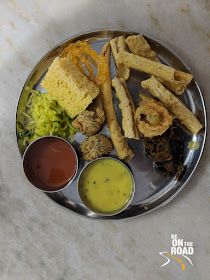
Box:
110, 36, 130, 80
125, 35, 191, 95
112, 77, 139, 139
117, 51, 193, 85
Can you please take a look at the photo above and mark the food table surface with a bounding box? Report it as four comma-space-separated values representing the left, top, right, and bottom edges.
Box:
0, 0, 209, 279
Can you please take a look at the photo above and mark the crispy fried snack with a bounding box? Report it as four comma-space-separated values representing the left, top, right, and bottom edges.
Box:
72, 107, 105, 136
135, 94, 174, 138
79, 134, 113, 161
125, 35, 159, 62
158, 79, 187, 95
110, 36, 130, 80
117, 51, 193, 85
100, 42, 134, 161
112, 77, 139, 139
125, 35, 190, 95
141, 76, 203, 134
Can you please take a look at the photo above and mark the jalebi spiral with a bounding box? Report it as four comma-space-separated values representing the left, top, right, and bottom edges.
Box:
60, 41, 107, 86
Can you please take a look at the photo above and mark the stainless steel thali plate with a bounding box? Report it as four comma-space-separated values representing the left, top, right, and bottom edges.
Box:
16, 29, 207, 220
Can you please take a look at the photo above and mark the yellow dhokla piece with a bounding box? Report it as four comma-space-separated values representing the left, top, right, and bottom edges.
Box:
41, 57, 99, 118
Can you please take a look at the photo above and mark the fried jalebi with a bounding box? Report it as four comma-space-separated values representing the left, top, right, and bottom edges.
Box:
60, 41, 107, 86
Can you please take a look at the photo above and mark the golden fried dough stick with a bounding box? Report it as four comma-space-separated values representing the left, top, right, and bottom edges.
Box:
125, 35, 159, 62
117, 64, 130, 81
110, 36, 126, 67
141, 76, 203, 134
112, 77, 139, 140
125, 35, 190, 95
100, 42, 134, 161
158, 79, 187, 95
118, 51, 193, 84
110, 36, 130, 80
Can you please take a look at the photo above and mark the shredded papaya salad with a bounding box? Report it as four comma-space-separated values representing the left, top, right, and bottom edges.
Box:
17, 89, 78, 146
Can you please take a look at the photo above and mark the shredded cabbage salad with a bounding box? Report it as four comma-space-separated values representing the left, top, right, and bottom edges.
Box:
17, 89, 77, 145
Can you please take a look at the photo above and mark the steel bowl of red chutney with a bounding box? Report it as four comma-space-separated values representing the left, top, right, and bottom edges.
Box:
23, 136, 78, 192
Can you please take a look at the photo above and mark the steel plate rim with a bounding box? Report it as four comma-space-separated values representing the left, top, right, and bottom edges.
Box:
16, 28, 207, 220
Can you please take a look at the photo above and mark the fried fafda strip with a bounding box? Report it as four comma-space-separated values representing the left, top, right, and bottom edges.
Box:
158, 79, 187, 95
110, 36, 130, 80
100, 42, 134, 161
141, 76, 203, 134
117, 64, 130, 81
118, 51, 193, 85
110, 36, 126, 67
125, 35, 190, 95
112, 77, 139, 140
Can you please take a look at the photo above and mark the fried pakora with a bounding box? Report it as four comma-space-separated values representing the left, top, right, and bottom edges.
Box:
79, 134, 113, 161
143, 126, 184, 178
72, 107, 105, 137
135, 94, 174, 138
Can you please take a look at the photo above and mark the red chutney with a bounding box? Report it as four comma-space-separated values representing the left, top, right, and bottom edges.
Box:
28, 138, 77, 191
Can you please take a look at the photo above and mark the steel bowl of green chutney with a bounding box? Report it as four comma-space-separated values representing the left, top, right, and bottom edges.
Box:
78, 157, 135, 216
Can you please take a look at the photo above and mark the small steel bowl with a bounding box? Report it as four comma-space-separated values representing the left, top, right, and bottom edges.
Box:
23, 136, 78, 193
78, 157, 135, 216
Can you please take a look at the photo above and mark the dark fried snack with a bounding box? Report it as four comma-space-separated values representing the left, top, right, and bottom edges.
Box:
72, 107, 105, 136
143, 126, 184, 178
79, 134, 113, 161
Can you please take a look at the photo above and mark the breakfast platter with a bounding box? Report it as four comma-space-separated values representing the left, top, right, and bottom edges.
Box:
16, 29, 207, 220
